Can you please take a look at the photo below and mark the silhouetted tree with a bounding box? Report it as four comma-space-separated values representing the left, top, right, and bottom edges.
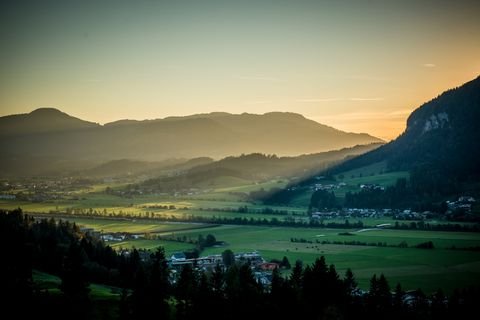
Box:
222, 249, 235, 268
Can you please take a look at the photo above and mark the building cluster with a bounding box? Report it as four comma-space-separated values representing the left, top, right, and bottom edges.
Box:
312, 182, 347, 191
0, 178, 96, 202
168, 251, 278, 287
311, 208, 392, 220
446, 196, 476, 213
359, 184, 385, 191
393, 209, 429, 220
80, 228, 144, 242
168, 251, 267, 269
310, 208, 440, 221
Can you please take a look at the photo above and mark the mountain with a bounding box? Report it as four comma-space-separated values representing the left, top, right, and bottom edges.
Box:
0, 108, 100, 136
0, 109, 382, 176
329, 75, 480, 180
272, 76, 480, 208
137, 143, 382, 193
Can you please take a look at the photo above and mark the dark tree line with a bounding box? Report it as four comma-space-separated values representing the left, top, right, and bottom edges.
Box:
2, 209, 480, 319
34, 210, 480, 232
342, 175, 464, 213
309, 189, 338, 210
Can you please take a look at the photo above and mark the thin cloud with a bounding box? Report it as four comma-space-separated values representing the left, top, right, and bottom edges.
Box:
318, 74, 390, 81
349, 97, 385, 101
343, 75, 390, 81
297, 98, 343, 102
297, 97, 384, 102
388, 109, 412, 116
317, 110, 409, 122
423, 63, 436, 68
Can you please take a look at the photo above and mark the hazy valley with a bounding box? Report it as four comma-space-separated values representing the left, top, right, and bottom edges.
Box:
2, 78, 480, 318
2, 1, 480, 318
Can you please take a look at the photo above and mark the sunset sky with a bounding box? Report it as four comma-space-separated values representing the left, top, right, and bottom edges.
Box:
1, 0, 479, 140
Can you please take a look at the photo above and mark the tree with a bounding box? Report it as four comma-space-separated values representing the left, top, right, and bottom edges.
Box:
302, 257, 330, 315
59, 242, 91, 318
271, 267, 283, 297
344, 268, 357, 292
205, 234, 217, 247
222, 249, 235, 268
60, 242, 90, 299
211, 263, 224, 296
197, 234, 205, 247
119, 288, 130, 320
290, 259, 303, 301
368, 274, 392, 316
1, 209, 33, 317
411, 289, 429, 318
309, 190, 337, 210
176, 264, 197, 301
148, 247, 170, 317
392, 283, 404, 309
431, 289, 447, 318
281, 256, 291, 269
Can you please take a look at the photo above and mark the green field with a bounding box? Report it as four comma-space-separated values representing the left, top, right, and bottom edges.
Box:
110, 239, 195, 255
56, 217, 480, 293
43, 217, 214, 255
3, 174, 480, 295
0, 164, 408, 219
54, 216, 214, 234
103, 223, 480, 293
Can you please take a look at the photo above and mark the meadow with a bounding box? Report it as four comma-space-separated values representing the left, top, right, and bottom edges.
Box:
54, 216, 214, 234
56, 219, 480, 294
177, 225, 480, 293
3, 172, 480, 294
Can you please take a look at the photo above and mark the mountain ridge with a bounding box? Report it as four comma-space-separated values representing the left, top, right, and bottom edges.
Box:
328, 75, 480, 177
0, 109, 383, 177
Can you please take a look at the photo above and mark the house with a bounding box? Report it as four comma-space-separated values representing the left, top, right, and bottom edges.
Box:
258, 262, 279, 271
459, 196, 475, 203
100, 233, 126, 242
311, 211, 336, 219
171, 252, 187, 262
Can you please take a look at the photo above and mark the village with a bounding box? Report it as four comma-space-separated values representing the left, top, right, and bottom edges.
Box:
78, 226, 282, 288
310, 195, 477, 221
114, 248, 280, 288
167, 251, 279, 287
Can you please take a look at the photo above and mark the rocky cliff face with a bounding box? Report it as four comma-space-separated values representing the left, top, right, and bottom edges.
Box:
329, 75, 480, 178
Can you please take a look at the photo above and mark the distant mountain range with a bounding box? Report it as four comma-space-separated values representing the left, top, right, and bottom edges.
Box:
0, 109, 382, 176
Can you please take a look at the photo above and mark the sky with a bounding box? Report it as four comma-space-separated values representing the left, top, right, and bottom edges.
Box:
0, 0, 479, 141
